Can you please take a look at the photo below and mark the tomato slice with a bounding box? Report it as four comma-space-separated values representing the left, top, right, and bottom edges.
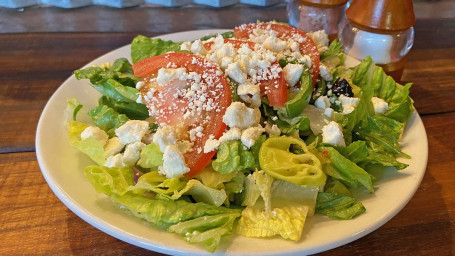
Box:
234, 22, 320, 85
258, 62, 287, 107
133, 53, 232, 177
204, 38, 288, 107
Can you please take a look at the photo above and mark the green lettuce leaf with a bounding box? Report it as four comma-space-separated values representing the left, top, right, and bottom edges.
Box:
75, 58, 148, 120
197, 166, 244, 207
320, 39, 343, 60
335, 140, 369, 164
354, 115, 409, 170
84, 165, 134, 196
237, 205, 309, 241
171, 180, 228, 206
137, 143, 163, 169
88, 105, 129, 136
66, 98, 83, 121
324, 178, 352, 196
74, 58, 139, 88
212, 140, 257, 174
91, 78, 139, 102
131, 35, 182, 64
351, 56, 413, 123
67, 121, 106, 165
99, 96, 149, 120
133, 171, 228, 206
340, 79, 375, 131
321, 147, 374, 193
271, 180, 319, 216
199, 31, 234, 41
84, 169, 242, 253
67, 120, 89, 144
316, 192, 366, 220
169, 212, 240, 253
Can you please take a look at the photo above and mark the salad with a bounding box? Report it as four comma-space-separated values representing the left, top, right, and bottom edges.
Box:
67, 22, 413, 252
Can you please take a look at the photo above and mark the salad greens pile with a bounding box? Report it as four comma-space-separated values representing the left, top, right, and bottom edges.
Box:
67, 25, 413, 252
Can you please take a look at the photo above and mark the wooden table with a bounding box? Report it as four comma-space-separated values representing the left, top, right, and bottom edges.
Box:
1, 3, 454, 256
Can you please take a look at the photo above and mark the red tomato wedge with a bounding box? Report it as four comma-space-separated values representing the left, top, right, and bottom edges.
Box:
204, 38, 288, 107
234, 22, 320, 85
258, 62, 287, 107
133, 53, 232, 177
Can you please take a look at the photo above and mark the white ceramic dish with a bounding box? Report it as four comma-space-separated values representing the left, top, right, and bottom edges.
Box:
36, 29, 428, 256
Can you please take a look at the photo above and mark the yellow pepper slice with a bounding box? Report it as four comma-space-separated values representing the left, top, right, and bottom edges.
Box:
258, 136, 326, 186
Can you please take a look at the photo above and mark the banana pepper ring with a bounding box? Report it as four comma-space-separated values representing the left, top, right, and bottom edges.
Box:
259, 136, 326, 186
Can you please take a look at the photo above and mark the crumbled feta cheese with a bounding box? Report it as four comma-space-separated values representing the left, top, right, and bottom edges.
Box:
265, 122, 281, 136
81, 126, 109, 146
241, 126, 265, 148
190, 39, 207, 55
159, 145, 190, 178
339, 95, 360, 114
153, 125, 177, 152
203, 139, 220, 153
324, 108, 334, 118
315, 96, 331, 109
136, 95, 143, 104
225, 62, 247, 84
122, 142, 145, 166
319, 64, 333, 81
104, 137, 125, 157
283, 64, 304, 87
215, 42, 235, 60
306, 30, 329, 53
222, 102, 261, 129
177, 140, 193, 154
237, 82, 261, 108
135, 81, 145, 90
371, 97, 389, 115
105, 153, 124, 168
180, 41, 192, 51
322, 121, 345, 147
115, 120, 150, 145
220, 56, 233, 69
263, 34, 287, 52
219, 127, 242, 143
156, 68, 187, 86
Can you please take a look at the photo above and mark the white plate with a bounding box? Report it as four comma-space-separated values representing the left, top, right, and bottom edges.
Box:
36, 30, 428, 255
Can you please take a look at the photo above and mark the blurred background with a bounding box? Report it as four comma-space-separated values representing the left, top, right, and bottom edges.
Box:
0, 0, 454, 33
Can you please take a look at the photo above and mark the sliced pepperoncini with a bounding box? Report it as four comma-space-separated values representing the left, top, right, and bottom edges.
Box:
258, 136, 326, 186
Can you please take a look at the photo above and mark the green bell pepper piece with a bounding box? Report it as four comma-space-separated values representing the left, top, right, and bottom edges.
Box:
285, 72, 313, 118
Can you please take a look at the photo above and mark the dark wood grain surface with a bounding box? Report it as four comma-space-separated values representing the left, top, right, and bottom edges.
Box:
1, 4, 454, 256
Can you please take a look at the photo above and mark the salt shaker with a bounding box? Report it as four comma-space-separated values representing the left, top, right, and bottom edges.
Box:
287, 0, 349, 41
338, 0, 415, 81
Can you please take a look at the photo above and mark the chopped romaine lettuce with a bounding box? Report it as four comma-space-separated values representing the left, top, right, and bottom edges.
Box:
351, 56, 413, 123
137, 143, 163, 169
212, 140, 257, 174
316, 192, 365, 220
320, 147, 374, 193
88, 105, 129, 136
67, 121, 106, 165
237, 205, 309, 241
131, 35, 183, 64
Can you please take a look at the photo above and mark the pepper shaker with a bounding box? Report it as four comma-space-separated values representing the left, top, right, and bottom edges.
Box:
287, 0, 349, 41
338, 0, 415, 81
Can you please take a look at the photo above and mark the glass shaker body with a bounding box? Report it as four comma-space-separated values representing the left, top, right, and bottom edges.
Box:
338, 18, 414, 80
287, 0, 347, 41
